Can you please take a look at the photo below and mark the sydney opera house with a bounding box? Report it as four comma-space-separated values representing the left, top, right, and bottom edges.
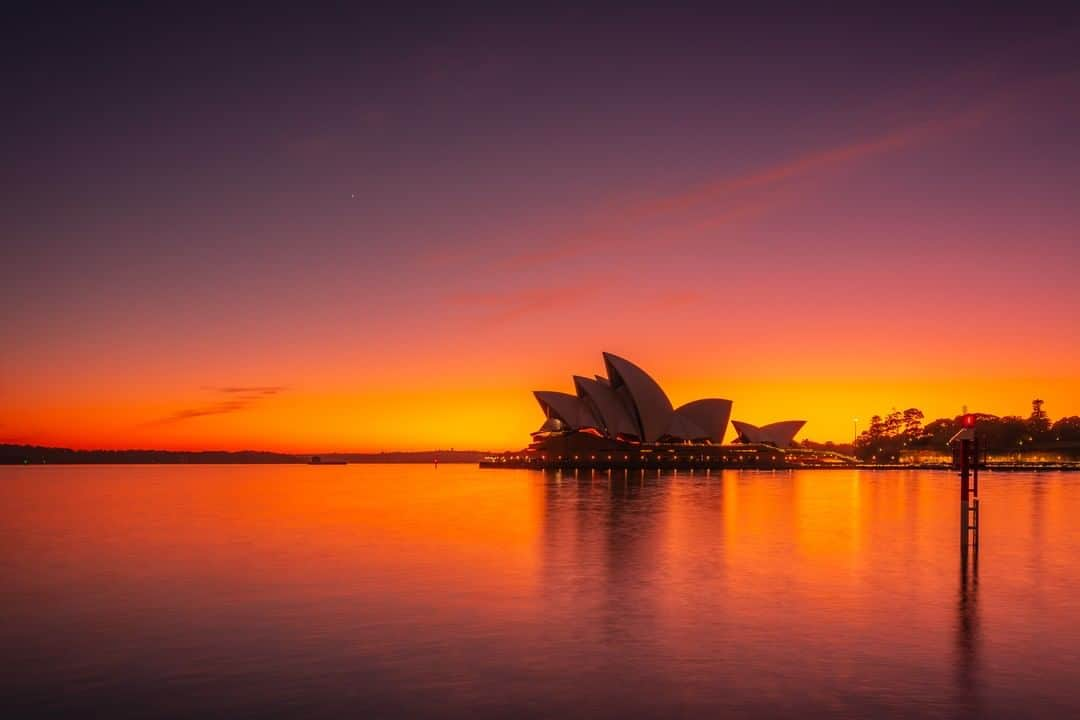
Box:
490, 352, 822, 469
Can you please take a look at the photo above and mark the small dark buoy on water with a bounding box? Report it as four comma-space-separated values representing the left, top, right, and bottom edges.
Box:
308, 455, 347, 465
434, 457, 439, 468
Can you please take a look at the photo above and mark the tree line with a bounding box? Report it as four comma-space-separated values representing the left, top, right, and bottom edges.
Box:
850, 399, 1080, 462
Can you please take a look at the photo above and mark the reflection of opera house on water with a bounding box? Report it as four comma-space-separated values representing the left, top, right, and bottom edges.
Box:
484, 352, 854, 469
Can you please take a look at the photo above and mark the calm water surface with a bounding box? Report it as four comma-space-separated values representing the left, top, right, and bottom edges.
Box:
3, 464, 1080, 718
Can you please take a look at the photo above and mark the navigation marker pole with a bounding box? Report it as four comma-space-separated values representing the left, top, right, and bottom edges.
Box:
950, 414, 980, 553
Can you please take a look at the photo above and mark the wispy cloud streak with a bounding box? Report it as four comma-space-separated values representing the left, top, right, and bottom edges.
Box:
448, 277, 707, 324
479, 102, 999, 273
449, 279, 613, 325
145, 386, 287, 426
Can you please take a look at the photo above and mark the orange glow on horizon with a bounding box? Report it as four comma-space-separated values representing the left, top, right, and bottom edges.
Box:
4, 361, 1080, 452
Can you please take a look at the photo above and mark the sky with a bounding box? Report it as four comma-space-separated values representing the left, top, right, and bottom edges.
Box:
3, 3, 1080, 452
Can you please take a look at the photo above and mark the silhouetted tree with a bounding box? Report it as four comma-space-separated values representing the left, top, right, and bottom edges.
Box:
919, 418, 957, 448
853, 411, 911, 461
902, 408, 924, 439
1028, 398, 1051, 439
975, 415, 1026, 453
851, 404, 1080, 463
1051, 416, 1080, 442
883, 409, 903, 438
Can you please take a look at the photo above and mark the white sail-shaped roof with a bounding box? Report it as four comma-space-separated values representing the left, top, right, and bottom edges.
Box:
537, 416, 564, 432
673, 399, 733, 443
573, 375, 638, 438
534, 391, 600, 430
731, 421, 757, 442
528, 352, 814, 448
666, 413, 707, 440
731, 420, 806, 447
602, 352, 674, 442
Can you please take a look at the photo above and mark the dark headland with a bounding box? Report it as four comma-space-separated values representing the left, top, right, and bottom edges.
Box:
0, 445, 491, 465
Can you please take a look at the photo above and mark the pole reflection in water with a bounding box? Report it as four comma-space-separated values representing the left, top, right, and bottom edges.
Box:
956, 544, 980, 718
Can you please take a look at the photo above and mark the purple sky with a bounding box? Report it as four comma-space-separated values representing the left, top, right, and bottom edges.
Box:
4, 3, 1080, 449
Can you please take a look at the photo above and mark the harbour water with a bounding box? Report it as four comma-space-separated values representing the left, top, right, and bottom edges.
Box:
3, 464, 1080, 718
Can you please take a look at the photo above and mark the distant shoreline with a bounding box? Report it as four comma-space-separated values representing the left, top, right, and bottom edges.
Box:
6, 444, 1079, 472
0, 444, 492, 465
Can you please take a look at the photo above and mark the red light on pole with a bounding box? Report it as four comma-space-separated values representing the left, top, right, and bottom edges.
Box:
962, 414, 976, 429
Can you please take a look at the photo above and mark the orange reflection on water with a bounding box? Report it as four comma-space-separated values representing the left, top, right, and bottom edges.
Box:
5, 465, 1080, 717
